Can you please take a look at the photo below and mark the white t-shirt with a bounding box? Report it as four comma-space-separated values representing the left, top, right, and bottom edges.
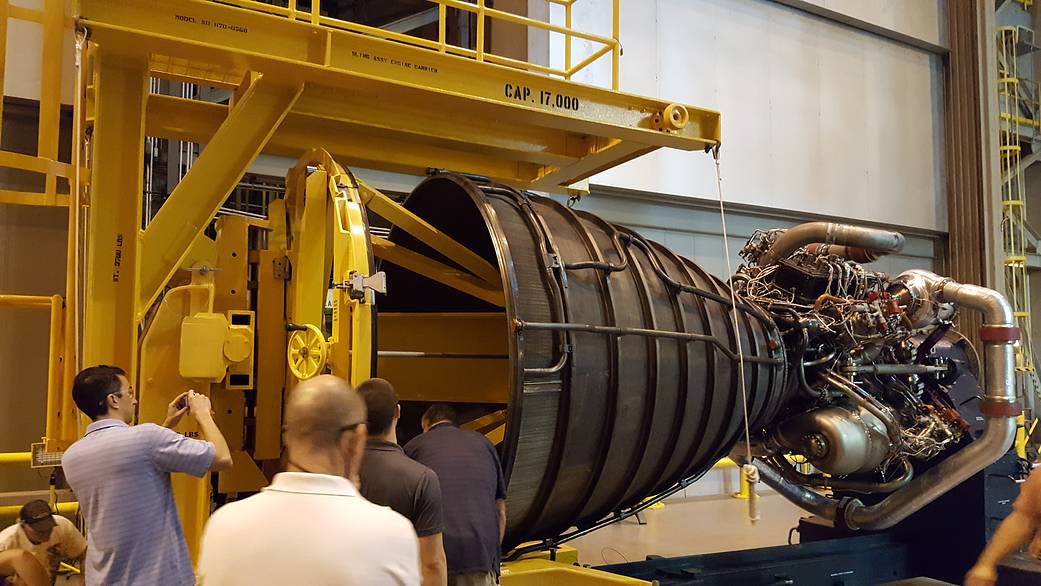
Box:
198, 472, 420, 586
0, 516, 87, 579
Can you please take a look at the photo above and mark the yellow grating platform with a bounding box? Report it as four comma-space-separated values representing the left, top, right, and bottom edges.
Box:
78, 0, 721, 192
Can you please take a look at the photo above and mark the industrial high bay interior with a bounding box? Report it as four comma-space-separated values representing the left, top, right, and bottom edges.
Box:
2, 0, 1041, 584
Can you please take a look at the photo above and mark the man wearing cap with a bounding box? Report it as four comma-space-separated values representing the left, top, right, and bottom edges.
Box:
0, 500, 86, 585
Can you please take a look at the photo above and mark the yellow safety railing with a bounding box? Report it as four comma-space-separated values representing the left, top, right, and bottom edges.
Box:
211, 0, 621, 89
0, 0, 74, 207
0, 295, 67, 453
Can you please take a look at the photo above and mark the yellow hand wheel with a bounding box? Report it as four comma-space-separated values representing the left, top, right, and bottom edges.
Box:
287, 323, 329, 380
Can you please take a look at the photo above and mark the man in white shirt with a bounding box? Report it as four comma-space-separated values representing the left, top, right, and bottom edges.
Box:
0, 500, 86, 585
197, 375, 421, 586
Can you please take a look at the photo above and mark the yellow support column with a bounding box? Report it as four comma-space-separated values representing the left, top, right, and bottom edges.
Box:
137, 76, 302, 315
83, 60, 147, 373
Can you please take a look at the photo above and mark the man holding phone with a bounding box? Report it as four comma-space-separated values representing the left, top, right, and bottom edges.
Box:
63, 365, 234, 586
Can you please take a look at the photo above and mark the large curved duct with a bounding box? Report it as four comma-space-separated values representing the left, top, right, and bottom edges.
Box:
377, 175, 792, 548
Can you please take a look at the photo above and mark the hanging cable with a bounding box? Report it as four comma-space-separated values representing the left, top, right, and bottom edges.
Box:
712, 146, 759, 523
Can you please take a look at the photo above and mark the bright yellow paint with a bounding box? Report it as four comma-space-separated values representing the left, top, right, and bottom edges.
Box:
137, 75, 302, 316
83, 60, 147, 374
371, 238, 506, 307
282, 150, 375, 385
138, 280, 216, 563
359, 184, 499, 285
179, 314, 231, 379
0, 452, 31, 465
501, 559, 650, 585
78, 0, 718, 192
287, 324, 329, 380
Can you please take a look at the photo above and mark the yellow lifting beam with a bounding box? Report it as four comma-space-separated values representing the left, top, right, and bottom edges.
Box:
371, 238, 506, 307
359, 184, 499, 285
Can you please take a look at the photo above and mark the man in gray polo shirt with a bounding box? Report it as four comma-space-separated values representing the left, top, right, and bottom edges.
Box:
62, 365, 233, 586
358, 378, 447, 586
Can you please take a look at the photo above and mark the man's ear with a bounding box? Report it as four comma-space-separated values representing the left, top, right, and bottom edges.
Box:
354, 423, 368, 452
107, 393, 120, 412
394, 403, 401, 420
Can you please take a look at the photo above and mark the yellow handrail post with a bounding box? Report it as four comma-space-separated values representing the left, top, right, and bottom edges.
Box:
565, 1, 572, 80
612, 0, 619, 90
438, 2, 446, 53
44, 294, 64, 446
476, 0, 485, 62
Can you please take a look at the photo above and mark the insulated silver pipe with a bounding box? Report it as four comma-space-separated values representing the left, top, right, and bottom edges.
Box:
844, 273, 1019, 530
747, 457, 837, 521
759, 222, 906, 267
756, 271, 1018, 530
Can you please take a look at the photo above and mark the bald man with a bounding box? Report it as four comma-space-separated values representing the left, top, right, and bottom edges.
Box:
197, 375, 421, 585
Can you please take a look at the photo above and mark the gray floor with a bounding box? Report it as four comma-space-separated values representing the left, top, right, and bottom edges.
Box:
567, 493, 808, 566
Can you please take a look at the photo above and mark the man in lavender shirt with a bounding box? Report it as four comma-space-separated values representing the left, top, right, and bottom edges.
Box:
62, 365, 233, 586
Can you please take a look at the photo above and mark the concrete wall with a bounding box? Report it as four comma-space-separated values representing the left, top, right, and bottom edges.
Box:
550, 0, 946, 232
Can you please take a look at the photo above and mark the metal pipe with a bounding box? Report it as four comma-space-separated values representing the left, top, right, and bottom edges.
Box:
44, 295, 64, 443
0, 295, 54, 309
759, 222, 906, 266
843, 273, 1018, 530
842, 364, 949, 375
754, 272, 1018, 530
748, 457, 837, 521
769, 454, 913, 494
515, 320, 784, 365
0, 502, 78, 519
0, 452, 31, 465
824, 371, 903, 451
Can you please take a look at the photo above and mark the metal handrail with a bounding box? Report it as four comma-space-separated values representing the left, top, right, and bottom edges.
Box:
210, 0, 620, 88
0, 295, 66, 450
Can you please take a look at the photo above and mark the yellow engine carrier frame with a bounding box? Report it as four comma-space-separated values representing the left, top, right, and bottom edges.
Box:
2, 0, 722, 582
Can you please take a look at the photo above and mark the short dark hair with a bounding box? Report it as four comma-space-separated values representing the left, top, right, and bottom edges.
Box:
422, 404, 457, 427
357, 378, 398, 436
72, 365, 126, 420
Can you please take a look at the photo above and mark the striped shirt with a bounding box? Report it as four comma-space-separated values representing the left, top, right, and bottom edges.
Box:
63, 419, 215, 586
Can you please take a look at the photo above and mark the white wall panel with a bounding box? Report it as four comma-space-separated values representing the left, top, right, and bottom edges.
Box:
554, 0, 945, 232
797, 0, 944, 46
5, 1, 75, 105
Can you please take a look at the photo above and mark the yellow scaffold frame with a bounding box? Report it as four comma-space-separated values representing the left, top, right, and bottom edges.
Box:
0, 0, 724, 567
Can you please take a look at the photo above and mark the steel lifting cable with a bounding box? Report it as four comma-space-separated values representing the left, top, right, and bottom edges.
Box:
712, 147, 760, 523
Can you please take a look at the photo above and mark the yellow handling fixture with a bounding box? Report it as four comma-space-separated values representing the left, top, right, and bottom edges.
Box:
0, 0, 723, 571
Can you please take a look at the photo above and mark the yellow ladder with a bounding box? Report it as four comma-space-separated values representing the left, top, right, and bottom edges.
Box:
998, 27, 1039, 428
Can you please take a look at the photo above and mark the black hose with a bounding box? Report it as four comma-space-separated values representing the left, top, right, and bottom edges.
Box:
915, 321, 951, 363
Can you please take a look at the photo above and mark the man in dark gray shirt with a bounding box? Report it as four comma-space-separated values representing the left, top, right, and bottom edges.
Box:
358, 378, 447, 586
405, 404, 506, 586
